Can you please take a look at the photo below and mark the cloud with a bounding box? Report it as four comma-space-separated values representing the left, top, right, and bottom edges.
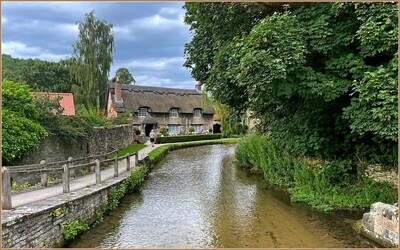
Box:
159, 7, 180, 15
134, 75, 195, 89
2, 16, 8, 24
2, 41, 69, 61
123, 57, 185, 71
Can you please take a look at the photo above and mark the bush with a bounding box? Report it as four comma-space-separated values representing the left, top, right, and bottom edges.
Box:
110, 110, 132, 125
76, 105, 108, 126
159, 127, 169, 136
155, 134, 222, 144
2, 80, 48, 164
133, 127, 141, 135
235, 135, 398, 211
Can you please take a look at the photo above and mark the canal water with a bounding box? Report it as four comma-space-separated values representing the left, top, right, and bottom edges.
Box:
68, 144, 379, 248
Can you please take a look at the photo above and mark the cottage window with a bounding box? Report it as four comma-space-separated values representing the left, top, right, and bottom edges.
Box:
193, 109, 201, 118
193, 125, 202, 134
168, 125, 180, 135
138, 108, 148, 117
170, 108, 179, 118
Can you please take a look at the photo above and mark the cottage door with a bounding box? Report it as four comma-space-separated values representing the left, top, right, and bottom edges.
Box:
145, 124, 154, 136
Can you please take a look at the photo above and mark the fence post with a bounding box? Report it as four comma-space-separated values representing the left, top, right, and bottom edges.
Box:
114, 150, 119, 177
63, 157, 72, 193
126, 154, 131, 171
95, 159, 101, 184
40, 160, 48, 187
135, 153, 139, 167
2, 167, 12, 210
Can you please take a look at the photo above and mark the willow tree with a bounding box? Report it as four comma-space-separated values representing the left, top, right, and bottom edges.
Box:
69, 11, 114, 109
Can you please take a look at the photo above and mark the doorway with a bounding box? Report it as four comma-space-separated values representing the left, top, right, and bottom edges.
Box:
213, 123, 221, 134
145, 124, 154, 136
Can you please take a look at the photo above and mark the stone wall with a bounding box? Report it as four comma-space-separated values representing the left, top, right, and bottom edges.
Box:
2, 157, 152, 248
361, 202, 399, 248
9, 125, 134, 185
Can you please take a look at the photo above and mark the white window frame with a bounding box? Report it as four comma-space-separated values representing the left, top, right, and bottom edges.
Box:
138, 108, 148, 117
168, 125, 180, 135
170, 108, 179, 118
193, 109, 201, 118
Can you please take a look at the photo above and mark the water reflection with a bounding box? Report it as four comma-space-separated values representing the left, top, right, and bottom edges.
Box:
68, 144, 378, 248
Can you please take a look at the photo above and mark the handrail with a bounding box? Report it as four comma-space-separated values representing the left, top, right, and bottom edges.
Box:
2, 146, 141, 209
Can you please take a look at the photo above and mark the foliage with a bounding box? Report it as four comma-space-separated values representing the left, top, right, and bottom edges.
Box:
38, 115, 94, 144
235, 135, 398, 211
69, 11, 114, 109
62, 218, 90, 240
2, 80, 48, 164
158, 127, 169, 136
125, 166, 148, 193
188, 127, 195, 133
50, 208, 62, 217
155, 134, 222, 144
133, 127, 141, 135
112, 67, 136, 84
183, 2, 398, 167
11, 181, 31, 190
1, 54, 77, 92
76, 105, 108, 126
109, 110, 131, 125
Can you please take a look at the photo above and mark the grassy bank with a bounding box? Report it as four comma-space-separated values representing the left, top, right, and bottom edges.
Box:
148, 138, 239, 163
107, 143, 147, 159
235, 135, 398, 212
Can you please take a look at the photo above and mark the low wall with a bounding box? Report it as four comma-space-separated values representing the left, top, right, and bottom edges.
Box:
10, 125, 134, 185
361, 202, 399, 248
2, 157, 152, 248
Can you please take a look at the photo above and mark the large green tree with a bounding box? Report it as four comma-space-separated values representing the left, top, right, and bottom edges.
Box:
111, 67, 136, 84
1, 54, 76, 92
183, 2, 398, 165
69, 11, 115, 109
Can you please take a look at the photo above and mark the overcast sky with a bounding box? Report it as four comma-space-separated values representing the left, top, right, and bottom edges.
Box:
2, 1, 197, 89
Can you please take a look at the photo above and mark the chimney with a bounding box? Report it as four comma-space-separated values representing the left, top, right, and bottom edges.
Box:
115, 76, 122, 101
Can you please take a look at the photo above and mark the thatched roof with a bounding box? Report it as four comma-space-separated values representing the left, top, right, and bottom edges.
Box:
108, 83, 214, 114
142, 114, 158, 124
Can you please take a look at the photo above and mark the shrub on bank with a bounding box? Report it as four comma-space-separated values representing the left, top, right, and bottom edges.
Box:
235, 135, 398, 212
155, 134, 222, 144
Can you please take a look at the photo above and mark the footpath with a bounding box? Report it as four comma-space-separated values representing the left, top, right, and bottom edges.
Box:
10, 141, 163, 208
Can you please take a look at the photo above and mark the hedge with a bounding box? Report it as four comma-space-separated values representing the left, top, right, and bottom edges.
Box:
155, 134, 222, 144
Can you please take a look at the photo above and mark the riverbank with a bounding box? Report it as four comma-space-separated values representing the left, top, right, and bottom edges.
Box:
235, 135, 398, 212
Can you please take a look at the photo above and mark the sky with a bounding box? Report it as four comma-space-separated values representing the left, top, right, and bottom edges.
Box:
2, 1, 197, 89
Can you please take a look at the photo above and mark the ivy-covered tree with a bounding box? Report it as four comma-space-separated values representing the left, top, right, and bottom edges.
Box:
69, 11, 115, 109
183, 2, 398, 166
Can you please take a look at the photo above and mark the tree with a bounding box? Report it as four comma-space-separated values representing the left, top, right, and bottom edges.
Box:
1, 54, 77, 93
69, 11, 114, 109
183, 2, 398, 165
111, 67, 136, 84
2, 80, 48, 164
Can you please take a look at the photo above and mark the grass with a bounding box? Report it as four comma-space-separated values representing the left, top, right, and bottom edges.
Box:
107, 143, 147, 159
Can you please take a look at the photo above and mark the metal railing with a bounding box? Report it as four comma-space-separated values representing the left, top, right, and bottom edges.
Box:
2, 148, 139, 210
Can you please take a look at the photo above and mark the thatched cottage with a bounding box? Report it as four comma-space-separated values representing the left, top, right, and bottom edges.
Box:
106, 80, 220, 136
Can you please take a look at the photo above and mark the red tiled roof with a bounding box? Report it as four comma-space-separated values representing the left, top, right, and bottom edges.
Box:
213, 114, 220, 121
34, 92, 76, 116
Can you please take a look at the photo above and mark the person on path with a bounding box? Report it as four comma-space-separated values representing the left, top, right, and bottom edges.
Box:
149, 129, 156, 147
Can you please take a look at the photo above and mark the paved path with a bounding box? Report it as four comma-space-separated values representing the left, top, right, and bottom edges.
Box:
11, 142, 162, 208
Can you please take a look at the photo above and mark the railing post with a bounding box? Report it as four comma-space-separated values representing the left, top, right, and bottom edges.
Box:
40, 160, 48, 187
135, 153, 139, 167
63, 157, 72, 193
114, 151, 119, 177
126, 154, 131, 171
95, 159, 101, 184
2, 167, 12, 210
